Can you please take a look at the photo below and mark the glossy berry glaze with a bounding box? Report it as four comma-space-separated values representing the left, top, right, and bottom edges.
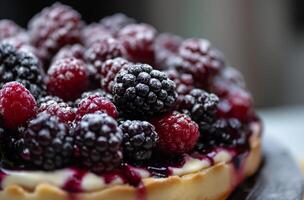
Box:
0, 118, 261, 200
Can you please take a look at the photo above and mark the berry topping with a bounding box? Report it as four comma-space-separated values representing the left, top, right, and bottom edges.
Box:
74, 113, 123, 173
112, 64, 177, 117
0, 82, 37, 129
0, 19, 23, 40
0, 43, 45, 98
52, 44, 85, 63
38, 96, 76, 123
178, 89, 219, 131
118, 23, 156, 64
176, 38, 225, 87
155, 33, 182, 68
28, 3, 83, 62
85, 38, 124, 74
153, 113, 199, 154
81, 23, 112, 47
46, 58, 89, 101
76, 95, 117, 120
100, 57, 131, 93
21, 112, 74, 170
100, 13, 135, 35
120, 120, 158, 161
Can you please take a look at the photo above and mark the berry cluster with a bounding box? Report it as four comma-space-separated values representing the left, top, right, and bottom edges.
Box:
0, 3, 257, 174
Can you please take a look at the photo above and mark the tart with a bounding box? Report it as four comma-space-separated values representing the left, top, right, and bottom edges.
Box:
0, 3, 262, 200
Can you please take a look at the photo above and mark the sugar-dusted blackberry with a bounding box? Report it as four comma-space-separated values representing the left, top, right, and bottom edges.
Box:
76, 94, 117, 120
28, 3, 83, 62
0, 82, 37, 129
85, 37, 124, 75
52, 44, 85, 63
74, 113, 123, 173
120, 120, 158, 161
46, 58, 89, 101
178, 89, 219, 132
165, 69, 194, 96
112, 64, 177, 117
100, 57, 131, 93
21, 112, 74, 170
118, 23, 156, 64
196, 118, 249, 150
154, 33, 183, 68
0, 20, 23, 40
38, 95, 76, 123
81, 23, 113, 47
100, 13, 135, 35
175, 38, 225, 87
0, 43, 45, 98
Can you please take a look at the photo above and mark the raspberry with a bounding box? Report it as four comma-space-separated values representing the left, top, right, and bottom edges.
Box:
0, 43, 46, 98
153, 113, 199, 154
165, 69, 194, 96
21, 112, 74, 170
77, 89, 113, 104
100, 57, 131, 93
154, 33, 182, 68
28, 3, 83, 62
196, 118, 249, 150
52, 44, 85, 63
178, 89, 219, 129
0, 20, 23, 40
120, 120, 158, 161
81, 23, 112, 47
112, 64, 177, 117
100, 13, 135, 35
74, 113, 123, 173
0, 82, 37, 129
118, 23, 156, 64
176, 38, 225, 87
76, 94, 117, 120
85, 37, 124, 74
38, 96, 76, 123
217, 89, 253, 121
47, 58, 89, 101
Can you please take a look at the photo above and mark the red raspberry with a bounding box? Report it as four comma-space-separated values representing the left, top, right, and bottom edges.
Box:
81, 23, 112, 47
100, 57, 131, 93
118, 23, 156, 64
85, 37, 124, 74
28, 3, 83, 62
47, 58, 89, 101
153, 113, 199, 154
100, 13, 135, 35
155, 33, 182, 68
0, 20, 23, 40
38, 96, 75, 123
217, 88, 253, 121
176, 38, 225, 87
76, 95, 117, 120
52, 44, 85, 63
0, 82, 37, 128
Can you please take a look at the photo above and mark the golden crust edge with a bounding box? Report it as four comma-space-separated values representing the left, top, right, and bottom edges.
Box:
0, 134, 262, 200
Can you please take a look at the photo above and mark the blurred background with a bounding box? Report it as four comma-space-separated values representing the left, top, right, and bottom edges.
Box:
0, 0, 303, 158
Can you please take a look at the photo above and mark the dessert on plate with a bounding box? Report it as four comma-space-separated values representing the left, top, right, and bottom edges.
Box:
0, 3, 262, 200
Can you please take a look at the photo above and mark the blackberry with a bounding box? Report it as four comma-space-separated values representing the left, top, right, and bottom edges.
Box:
112, 64, 177, 117
196, 118, 249, 150
74, 113, 123, 173
175, 38, 225, 88
28, 3, 83, 62
0, 19, 23, 40
165, 69, 194, 96
120, 120, 158, 161
100, 57, 131, 93
178, 89, 219, 132
100, 13, 135, 35
0, 43, 45, 98
21, 112, 74, 170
